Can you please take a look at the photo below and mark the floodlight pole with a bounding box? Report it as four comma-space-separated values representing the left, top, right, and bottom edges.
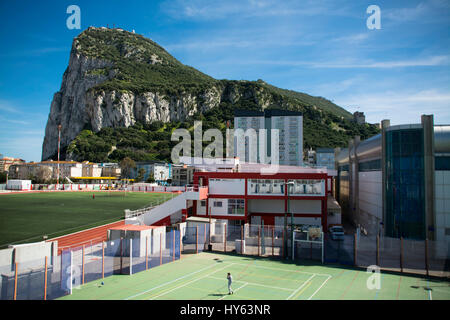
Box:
284, 181, 295, 260
287, 181, 295, 261
57, 124, 62, 190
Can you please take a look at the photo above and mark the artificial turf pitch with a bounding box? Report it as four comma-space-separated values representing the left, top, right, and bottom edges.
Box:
59, 252, 450, 300
0, 191, 171, 248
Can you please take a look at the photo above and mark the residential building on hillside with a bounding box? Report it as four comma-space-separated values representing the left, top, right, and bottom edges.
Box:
0, 155, 25, 173
172, 164, 195, 186
131, 162, 171, 183
316, 148, 335, 170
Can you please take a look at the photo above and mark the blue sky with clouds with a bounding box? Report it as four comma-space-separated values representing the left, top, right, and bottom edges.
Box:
0, 0, 449, 161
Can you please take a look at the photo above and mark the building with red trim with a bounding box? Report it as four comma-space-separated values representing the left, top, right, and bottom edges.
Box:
188, 162, 336, 232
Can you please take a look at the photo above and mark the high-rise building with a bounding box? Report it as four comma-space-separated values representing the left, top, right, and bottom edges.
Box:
316, 148, 335, 170
234, 109, 303, 166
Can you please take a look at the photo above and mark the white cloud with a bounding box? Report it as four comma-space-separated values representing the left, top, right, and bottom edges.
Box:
331, 33, 370, 44
335, 89, 450, 125
161, 0, 354, 20
384, 0, 450, 24
214, 55, 450, 69
0, 100, 21, 113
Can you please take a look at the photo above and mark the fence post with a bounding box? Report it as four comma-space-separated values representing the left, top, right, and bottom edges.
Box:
120, 237, 123, 274
258, 226, 261, 256
272, 226, 274, 256
102, 242, 105, 279
130, 239, 133, 275
180, 229, 183, 259
14, 262, 18, 300
82, 245, 85, 285
400, 237, 403, 273
425, 238, 429, 277
241, 225, 244, 255
353, 232, 357, 266
282, 229, 285, 257
204, 224, 206, 248
376, 234, 380, 266
173, 230, 175, 262
196, 226, 199, 254
44, 256, 48, 300
160, 233, 162, 265
224, 224, 227, 253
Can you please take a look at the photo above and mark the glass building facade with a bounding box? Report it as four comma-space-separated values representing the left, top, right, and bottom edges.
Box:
385, 129, 426, 240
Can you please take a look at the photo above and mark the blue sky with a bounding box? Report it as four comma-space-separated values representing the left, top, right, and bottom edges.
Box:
0, 0, 449, 161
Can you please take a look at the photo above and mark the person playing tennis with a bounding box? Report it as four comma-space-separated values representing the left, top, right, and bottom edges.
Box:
227, 272, 233, 295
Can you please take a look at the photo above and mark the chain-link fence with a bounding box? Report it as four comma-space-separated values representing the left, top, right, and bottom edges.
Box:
204, 223, 449, 278
0, 230, 181, 300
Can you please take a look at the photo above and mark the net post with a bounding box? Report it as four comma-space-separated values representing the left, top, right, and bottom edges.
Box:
400, 237, 403, 273
160, 233, 162, 266
102, 241, 105, 279
272, 226, 274, 257
353, 232, 357, 266
376, 234, 380, 266
146, 236, 148, 270
44, 256, 48, 300
82, 245, 85, 285
196, 226, 198, 254
258, 226, 261, 256
425, 238, 429, 277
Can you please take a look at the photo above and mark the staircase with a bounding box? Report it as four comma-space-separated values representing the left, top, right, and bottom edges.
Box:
125, 186, 208, 226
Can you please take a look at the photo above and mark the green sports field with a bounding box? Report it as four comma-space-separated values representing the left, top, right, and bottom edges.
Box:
59, 252, 450, 300
0, 191, 171, 248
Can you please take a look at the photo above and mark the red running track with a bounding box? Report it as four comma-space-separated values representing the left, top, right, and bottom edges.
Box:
48, 220, 125, 255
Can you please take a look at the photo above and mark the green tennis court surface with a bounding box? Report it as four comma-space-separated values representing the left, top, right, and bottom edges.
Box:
59, 252, 450, 300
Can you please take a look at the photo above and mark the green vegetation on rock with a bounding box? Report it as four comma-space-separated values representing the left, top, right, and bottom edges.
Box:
60, 27, 380, 163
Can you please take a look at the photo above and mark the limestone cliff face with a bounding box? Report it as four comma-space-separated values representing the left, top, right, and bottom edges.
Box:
41, 36, 265, 161
42, 27, 352, 161
42, 37, 114, 160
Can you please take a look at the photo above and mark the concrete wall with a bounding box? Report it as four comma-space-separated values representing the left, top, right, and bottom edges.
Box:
274, 216, 321, 227
289, 200, 322, 214
209, 179, 245, 195
248, 199, 284, 213
358, 171, 383, 235
0, 241, 58, 270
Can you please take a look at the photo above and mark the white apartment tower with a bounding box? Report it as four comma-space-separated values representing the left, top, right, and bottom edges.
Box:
234, 109, 303, 166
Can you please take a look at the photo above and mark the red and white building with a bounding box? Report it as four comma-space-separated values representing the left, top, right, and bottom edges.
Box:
126, 159, 339, 232
191, 164, 333, 231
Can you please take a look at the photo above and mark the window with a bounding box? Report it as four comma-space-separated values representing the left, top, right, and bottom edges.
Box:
436, 156, 450, 170
214, 201, 222, 207
200, 200, 206, 207
359, 159, 381, 172
228, 199, 245, 215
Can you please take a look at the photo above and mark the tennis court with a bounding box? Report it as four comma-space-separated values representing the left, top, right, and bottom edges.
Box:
58, 252, 450, 300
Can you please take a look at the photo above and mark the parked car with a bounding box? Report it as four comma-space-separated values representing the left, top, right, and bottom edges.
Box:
329, 225, 345, 241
